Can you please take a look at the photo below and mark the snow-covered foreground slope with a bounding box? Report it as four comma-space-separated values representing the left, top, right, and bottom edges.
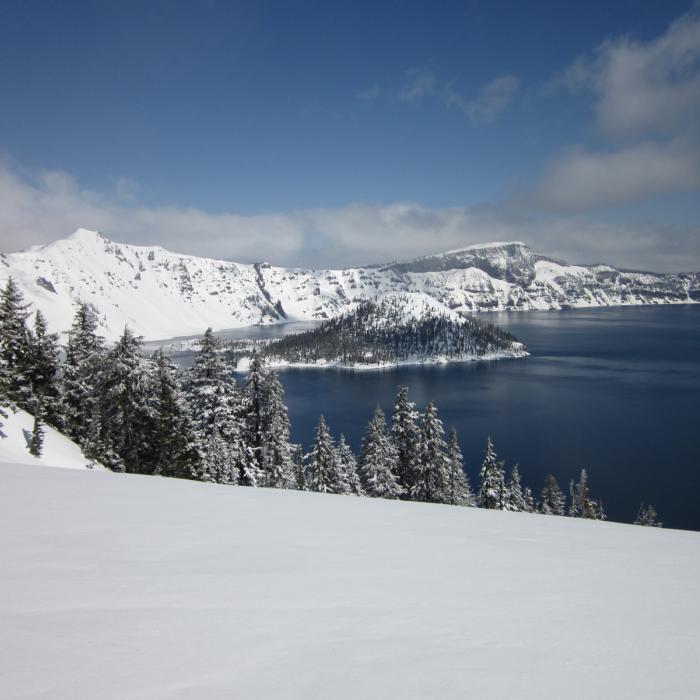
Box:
1, 229, 697, 341
0, 407, 105, 470
1, 464, 698, 699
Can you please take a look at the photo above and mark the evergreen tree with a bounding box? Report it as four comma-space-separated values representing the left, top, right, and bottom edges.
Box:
412, 402, 452, 504
359, 406, 403, 499
477, 436, 506, 509
390, 386, 421, 495
98, 327, 155, 473
447, 428, 472, 505
198, 425, 236, 484
254, 365, 296, 489
337, 433, 363, 496
569, 469, 605, 520
27, 310, 62, 427
506, 464, 526, 511
29, 402, 45, 457
291, 444, 307, 491
188, 328, 260, 486
62, 303, 105, 444
243, 353, 267, 476
307, 415, 346, 493
523, 486, 535, 513
0, 277, 32, 409
151, 349, 199, 479
539, 474, 566, 515
634, 503, 663, 527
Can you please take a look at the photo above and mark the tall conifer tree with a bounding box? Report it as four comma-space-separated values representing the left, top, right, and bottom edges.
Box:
477, 436, 506, 509
0, 277, 32, 409
360, 406, 403, 499
412, 402, 452, 504
390, 386, 421, 495
539, 474, 566, 515
447, 428, 472, 505
307, 415, 346, 493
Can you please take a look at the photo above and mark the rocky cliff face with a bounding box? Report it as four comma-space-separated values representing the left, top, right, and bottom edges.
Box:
1, 229, 697, 341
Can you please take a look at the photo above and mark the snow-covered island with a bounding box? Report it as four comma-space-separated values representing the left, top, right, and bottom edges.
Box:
232, 292, 527, 370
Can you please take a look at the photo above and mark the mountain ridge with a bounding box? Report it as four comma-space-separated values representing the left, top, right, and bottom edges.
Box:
1, 229, 697, 341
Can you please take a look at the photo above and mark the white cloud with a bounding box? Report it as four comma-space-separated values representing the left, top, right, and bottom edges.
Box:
536, 141, 700, 210
571, 10, 700, 139
0, 159, 304, 264
0, 160, 697, 272
448, 75, 519, 124
398, 67, 436, 103
538, 9, 700, 211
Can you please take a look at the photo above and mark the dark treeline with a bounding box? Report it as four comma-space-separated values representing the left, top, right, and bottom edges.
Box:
0, 278, 662, 527
234, 294, 523, 367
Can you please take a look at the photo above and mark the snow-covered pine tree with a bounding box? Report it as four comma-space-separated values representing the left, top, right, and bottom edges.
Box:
62, 303, 106, 444
539, 474, 566, 515
634, 503, 663, 527
98, 327, 156, 473
307, 415, 347, 494
187, 328, 260, 486
477, 436, 506, 509
27, 310, 62, 428
0, 277, 32, 410
336, 433, 363, 496
390, 386, 421, 495
506, 464, 526, 511
447, 428, 472, 505
569, 469, 605, 520
29, 401, 45, 457
359, 406, 403, 499
242, 352, 267, 476
252, 363, 295, 489
198, 424, 236, 484
523, 486, 535, 513
151, 349, 199, 479
412, 402, 452, 504
291, 444, 307, 491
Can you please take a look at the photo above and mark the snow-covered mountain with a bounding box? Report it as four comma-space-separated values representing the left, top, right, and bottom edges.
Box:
2, 228, 697, 341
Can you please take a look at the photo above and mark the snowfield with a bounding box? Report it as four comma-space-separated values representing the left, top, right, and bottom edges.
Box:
1, 463, 698, 699
0, 407, 105, 470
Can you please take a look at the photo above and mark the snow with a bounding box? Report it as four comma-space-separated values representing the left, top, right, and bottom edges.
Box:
1, 463, 698, 699
439, 240, 527, 255
242, 350, 528, 372
1, 229, 696, 342
0, 406, 106, 470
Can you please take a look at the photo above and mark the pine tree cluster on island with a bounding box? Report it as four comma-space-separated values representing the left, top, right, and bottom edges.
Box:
0, 278, 662, 527
227, 294, 524, 367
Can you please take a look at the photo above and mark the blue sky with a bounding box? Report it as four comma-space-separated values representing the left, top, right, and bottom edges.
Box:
0, 0, 698, 270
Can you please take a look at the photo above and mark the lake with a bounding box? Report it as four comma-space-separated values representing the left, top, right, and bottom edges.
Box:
166, 305, 700, 530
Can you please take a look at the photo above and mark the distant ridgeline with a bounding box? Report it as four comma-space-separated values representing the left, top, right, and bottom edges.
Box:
234, 293, 527, 368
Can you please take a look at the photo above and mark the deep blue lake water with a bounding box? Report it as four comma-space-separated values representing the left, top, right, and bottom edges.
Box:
163, 305, 700, 530
270, 305, 699, 530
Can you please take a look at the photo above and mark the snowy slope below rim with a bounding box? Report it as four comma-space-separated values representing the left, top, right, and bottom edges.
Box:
1, 462, 698, 699
1, 228, 697, 341
0, 406, 107, 470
